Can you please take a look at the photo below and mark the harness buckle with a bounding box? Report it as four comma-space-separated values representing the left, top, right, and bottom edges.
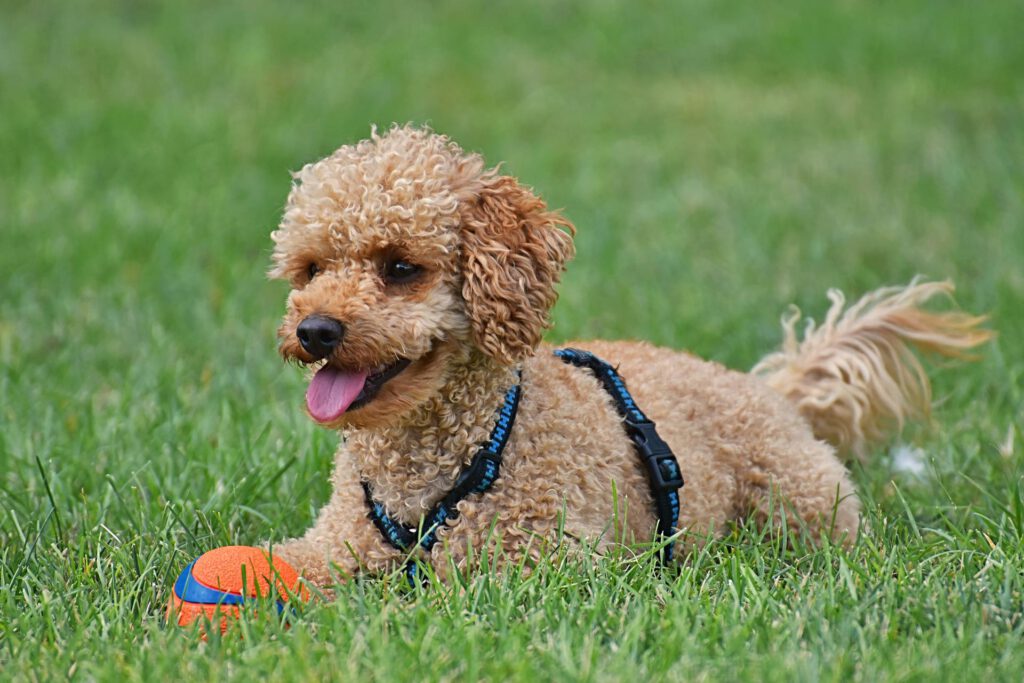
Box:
625, 419, 684, 492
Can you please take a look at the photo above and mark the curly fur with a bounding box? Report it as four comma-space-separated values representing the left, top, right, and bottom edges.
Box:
461, 173, 575, 363
752, 280, 993, 459
266, 125, 990, 585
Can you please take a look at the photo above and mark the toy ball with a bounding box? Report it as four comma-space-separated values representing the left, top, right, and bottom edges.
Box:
166, 545, 308, 633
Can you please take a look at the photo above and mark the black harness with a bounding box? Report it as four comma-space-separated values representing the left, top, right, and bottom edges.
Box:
362, 349, 684, 575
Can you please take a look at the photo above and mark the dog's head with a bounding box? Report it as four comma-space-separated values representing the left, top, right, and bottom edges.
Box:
270, 125, 575, 429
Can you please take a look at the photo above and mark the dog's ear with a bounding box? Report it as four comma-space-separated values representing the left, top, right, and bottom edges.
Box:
460, 173, 575, 364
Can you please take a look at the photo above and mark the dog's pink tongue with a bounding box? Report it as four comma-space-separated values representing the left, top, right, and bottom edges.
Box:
306, 366, 368, 423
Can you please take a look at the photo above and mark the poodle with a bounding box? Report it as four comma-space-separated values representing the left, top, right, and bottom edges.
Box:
268, 125, 990, 586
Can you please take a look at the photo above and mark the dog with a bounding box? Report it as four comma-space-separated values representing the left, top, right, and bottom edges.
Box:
268, 124, 990, 586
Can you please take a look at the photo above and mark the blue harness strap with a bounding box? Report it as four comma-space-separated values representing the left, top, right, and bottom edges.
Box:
363, 377, 522, 577
554, 348, 684, 563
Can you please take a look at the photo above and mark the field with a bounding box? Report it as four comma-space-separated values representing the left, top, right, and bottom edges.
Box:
2, 0, 1023, 680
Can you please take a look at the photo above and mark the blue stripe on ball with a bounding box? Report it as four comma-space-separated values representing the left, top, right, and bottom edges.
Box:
173, 559, 287, 613
173, 560, 246, 605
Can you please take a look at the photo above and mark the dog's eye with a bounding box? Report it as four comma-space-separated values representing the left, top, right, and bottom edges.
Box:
383, 259, 421, 285
307, 263, 320, 280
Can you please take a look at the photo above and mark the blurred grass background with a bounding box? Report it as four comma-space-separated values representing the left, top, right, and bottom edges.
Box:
1, 0, 1022, 680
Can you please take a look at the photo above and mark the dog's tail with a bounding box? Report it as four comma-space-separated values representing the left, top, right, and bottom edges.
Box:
751, 279, 992, 460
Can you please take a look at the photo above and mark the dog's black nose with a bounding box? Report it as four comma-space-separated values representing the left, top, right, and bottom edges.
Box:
296, 315, 345, 360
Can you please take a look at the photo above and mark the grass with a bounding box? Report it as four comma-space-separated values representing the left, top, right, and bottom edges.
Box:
1, 0, 1023, 679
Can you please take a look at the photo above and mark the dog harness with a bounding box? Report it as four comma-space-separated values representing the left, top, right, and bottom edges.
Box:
554, 348, 684, 562
362, 349, 684, 576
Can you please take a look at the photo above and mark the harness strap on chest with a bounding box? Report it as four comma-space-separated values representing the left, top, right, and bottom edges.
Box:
363, 377, 522, 568
554, 348, 684, 563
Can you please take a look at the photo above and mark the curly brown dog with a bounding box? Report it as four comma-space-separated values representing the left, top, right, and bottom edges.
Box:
268, 125, 989, 586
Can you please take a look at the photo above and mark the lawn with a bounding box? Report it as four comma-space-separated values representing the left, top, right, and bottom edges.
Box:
2, 0, 1023, 680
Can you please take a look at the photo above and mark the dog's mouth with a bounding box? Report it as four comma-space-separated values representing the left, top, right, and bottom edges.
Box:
306, 356, 413, 423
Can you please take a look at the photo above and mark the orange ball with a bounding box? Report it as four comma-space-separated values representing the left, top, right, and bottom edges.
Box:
166, 546, 308, 633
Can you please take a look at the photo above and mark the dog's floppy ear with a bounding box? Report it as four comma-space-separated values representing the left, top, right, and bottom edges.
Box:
460, 172, 575, 364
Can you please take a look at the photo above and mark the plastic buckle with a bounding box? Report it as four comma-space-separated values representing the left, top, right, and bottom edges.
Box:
626, 419, 684, 492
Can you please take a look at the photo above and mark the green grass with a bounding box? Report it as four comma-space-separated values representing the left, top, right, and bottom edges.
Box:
2, 0, 1023, 679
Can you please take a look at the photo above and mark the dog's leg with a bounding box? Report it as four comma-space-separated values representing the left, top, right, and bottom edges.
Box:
271, 535, 344, 588
735, 431, 860, 546
268, 448, 403, 588
271, 499, 398, 588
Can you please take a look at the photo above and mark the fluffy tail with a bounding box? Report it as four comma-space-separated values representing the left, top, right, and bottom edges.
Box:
752, 280, 992, 459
